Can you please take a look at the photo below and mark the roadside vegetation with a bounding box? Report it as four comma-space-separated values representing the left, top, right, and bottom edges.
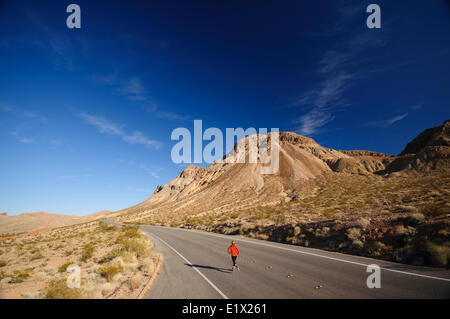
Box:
0, 221, 159, 298
114, 172, 449, 268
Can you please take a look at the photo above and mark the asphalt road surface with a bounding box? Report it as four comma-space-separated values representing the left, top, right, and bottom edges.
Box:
140, 225, 450, 299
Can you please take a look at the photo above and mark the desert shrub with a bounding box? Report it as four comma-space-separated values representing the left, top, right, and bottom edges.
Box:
346, 227, 361, 241
43, 278, 84, 299
273, 212, 287, 225
65, 250, 74, 256
355, 218, 370, 229
382, 210, 393, 216
99, 261, 123, 282
400, 205, 418, 213
323, 208, 337, 218
99, 221, 117, 232
286, 236, 299, 244
420, 202, 447, 218
30, 252, 43, 261
99, 247, 123, 264
58, 261, 76, 273
122, 226, 142, 239
116, 227, 150, 257
352, 240, 364, 248
80, 243, 95, 262
410, 213, 425, 222
424, 242, 449, 267
364, 241, 389, 258
0, 260, 6, 267
119, 238, 149, 257
10, 269, 31, 283
354, 201, 366, 210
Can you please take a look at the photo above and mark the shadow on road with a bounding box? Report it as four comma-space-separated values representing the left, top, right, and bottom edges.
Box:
185, 263, 233, 273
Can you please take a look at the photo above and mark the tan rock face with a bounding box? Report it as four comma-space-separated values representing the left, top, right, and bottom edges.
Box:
142, 131, 349, 206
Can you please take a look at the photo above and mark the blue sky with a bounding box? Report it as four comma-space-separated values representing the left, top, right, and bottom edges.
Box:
1, 0, 449, 215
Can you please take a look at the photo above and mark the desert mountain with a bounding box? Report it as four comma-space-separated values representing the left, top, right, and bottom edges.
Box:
0, 211, 83, 236
141, 132, 395, 206
0, 209, 116, 236
382, 120, 450, 175
400, 120, 450, 155
115, 120, 449, 225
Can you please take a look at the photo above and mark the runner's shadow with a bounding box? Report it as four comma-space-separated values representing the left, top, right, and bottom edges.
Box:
185, 263, 233, 273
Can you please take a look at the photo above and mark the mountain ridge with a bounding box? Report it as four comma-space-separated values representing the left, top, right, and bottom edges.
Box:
133, 120, 448, 210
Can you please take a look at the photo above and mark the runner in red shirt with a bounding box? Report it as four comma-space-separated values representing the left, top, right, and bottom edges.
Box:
227, 240, 240, 271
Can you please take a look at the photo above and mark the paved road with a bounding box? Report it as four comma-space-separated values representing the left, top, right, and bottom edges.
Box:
141, 225, 450, 299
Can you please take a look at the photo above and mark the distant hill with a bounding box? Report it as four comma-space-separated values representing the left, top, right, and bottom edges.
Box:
0, 209, 115, 236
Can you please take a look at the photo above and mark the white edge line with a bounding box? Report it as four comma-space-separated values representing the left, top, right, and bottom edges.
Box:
148, 231, 229, 299
151, 226, 450, 283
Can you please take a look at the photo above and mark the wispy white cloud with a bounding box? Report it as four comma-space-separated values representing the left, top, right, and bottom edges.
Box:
156, 110, 190, 121
18, 137, 34, 144
362, 103, 423, 128
59, 175, 75, 179
115, 158, 162, 178
117, 77, 147, 101
387, 113, 408, 126
295, 109, 335, 136
80, 112, 162, 150
80, 112, 124, 135
90, 75, 189, 121
8, 131, 34, 144
144, 103, 190, 121
25, 9, 76, 69
123, 131, 163, 150
295, 69, 358, 136
363, 113, 409, 128
1, 103, 47, 121
294, 7, 387, 136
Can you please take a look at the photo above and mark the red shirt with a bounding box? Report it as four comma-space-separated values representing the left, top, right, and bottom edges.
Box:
228, 245, 240, 256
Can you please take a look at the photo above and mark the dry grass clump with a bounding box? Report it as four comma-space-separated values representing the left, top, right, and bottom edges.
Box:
43, 278, 84, 299
354, 218, 370, 229
58, 261, 76, 273
30, 252, 43, 261
10, 268, 32, 283
420, 202, 447, 218
115, 226, 152, 258
80, 243, 95, 262
425, 242, 450, 267
346, 227, 361, 241
99, 260, 124, 282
